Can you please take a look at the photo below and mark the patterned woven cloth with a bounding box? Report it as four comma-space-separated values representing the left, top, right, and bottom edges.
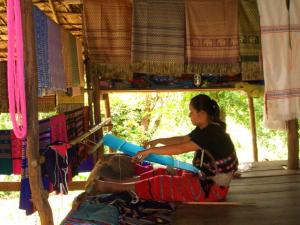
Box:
0, 130, 12, 174
239, 0, 263, 81
257, 0, 300, 129
48, 18, 67, 92
84, 0, 132, 79
132, 0, 185, 76
61, 28, 73, 88
33, 6, 49, 96
11, 131, 22, 175
185, 0, 240, 75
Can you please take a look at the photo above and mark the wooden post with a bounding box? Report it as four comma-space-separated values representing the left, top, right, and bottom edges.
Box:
20, 1, 54, 225
92, 75, 104, 159
247, 95, 258, 162
103, 93, 113, 130
286, 119, 299, 170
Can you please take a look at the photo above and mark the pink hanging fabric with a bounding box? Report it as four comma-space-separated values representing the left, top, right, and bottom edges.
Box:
7, 0, 27, 139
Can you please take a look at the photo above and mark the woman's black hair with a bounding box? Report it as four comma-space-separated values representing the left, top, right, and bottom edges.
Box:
190, 94, 226, 130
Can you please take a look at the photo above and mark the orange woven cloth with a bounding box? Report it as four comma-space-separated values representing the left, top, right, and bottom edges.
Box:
185, 0, 240, 74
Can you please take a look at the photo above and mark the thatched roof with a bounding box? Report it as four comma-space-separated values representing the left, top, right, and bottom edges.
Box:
0, 0, 83, 60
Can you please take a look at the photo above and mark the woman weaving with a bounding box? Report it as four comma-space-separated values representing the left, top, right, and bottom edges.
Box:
91, 94, 238, 202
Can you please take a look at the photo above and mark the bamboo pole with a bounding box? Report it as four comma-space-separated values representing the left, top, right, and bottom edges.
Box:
247, 95, 258, 162
20, 1, 54, 224
286, 119, 299, 169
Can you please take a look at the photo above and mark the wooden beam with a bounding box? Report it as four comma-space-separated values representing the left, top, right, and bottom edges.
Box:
20, 0, 54, 224
247, 95, 258, 162
0, 181, 86, 192
69, 118, 111, 145
48, 0, 59, 23
286, 119, 299, 170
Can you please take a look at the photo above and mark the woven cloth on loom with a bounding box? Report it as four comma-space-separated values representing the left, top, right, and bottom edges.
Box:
239, 0, 263, 81
0, 61, 8, 112
37, 95, 56, 112
185, 0, 240, 75
33, 6, 49, 96
84, 0, 132, 80
0, 130, 12, 174
132, 0, 185, 76
61, 28, 73, 88
48, 18, 67, 92
50, 114, 68, 143
257, 0, 300, 129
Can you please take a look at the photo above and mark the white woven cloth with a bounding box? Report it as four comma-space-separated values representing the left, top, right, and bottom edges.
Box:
257, 0, 300, 129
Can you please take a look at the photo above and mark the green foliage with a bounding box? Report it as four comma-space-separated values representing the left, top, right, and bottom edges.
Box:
108, 91, 295, 162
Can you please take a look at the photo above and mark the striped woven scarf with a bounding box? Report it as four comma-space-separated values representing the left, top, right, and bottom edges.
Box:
258, 0, 300, 128
33, 6, 49, 96
239, 0, 263, 80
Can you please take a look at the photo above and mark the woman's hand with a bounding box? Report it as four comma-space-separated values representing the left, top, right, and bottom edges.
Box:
131, 149, 152, 163
143, 139, 159, 148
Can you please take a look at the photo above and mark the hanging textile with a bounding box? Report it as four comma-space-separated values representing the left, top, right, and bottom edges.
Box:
132, 0, 185, 76
50, 114, 68, 143
61, 28, 73, 88
83, 0, 132, 79
0, 61, 8, 112
48, 18, 67, 93
33, 6, 49, 96
257, 0, 300, 129
0, 130, 12, 175
19, 119, 51, 215
185, 0, 240, 75
239, 0, 263, 81
11, 131, 22, 175
76, 38, 85, 87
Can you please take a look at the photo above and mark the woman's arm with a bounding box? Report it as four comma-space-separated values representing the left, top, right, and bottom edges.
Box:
145, 135, 191, 147
132, 140, 199, 163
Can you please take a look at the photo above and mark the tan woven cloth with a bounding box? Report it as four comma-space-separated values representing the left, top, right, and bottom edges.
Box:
239, 0, 263, 81
132, 0, 185, 76
84, 0, 132, 79
61, 28, 73, 88
0, 61, 8, 113
186, 0, 240, 75
258, 0, 300, 129
76, 38, 85, 87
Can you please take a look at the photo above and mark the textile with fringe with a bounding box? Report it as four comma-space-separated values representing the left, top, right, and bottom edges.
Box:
257, 0, 300, 129
132, 0, 185, 76
33, 6, 49, 96
48, 18, 67, 92
239, 0, 263, 81
185, 0, 240, 75
83, 0, 132, 80
61, 28, 73, 88
0, 61, 8, 112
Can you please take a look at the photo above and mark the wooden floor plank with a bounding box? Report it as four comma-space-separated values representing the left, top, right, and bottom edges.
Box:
172, 162, 300, 225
